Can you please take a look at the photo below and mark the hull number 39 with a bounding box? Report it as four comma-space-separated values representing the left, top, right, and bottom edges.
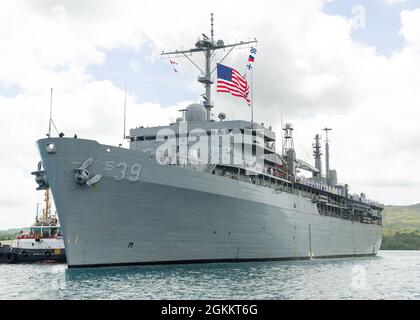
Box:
105, 161, 142, 182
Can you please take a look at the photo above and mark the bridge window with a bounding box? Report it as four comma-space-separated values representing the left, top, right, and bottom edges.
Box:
42, 228, 50, 238
33, 227, 42, 237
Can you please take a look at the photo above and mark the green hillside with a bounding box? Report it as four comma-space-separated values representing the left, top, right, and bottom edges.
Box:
382, 203, 420, 231
0, 228, 21, 241
381, 203, 420, 250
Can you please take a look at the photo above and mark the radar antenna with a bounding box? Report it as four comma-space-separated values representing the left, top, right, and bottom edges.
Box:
161, 13, 257, 121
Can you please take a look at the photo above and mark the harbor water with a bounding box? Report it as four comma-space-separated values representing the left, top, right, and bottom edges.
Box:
0, 251, 419, 300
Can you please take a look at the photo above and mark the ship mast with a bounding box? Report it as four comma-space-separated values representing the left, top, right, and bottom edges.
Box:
313, 134, 322, 178
42, 189, 51, 221
282, 123, 296, 179
35, 202, 40, 223
323, 127, 332, 185
161, 13, 257, 120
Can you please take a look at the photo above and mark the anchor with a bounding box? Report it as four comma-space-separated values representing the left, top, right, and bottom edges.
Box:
73, 157, 102, 187
31, 161, 49, 190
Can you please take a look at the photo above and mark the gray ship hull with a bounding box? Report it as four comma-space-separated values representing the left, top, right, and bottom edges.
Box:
37, 138, 382, 268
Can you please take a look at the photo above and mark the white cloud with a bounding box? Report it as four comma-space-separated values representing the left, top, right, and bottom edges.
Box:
0, 0, 420, 228
400, 9, 420, 47
384, 0, 407, 5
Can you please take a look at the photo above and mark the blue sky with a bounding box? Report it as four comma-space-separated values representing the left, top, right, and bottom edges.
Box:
324, 0, 420, 56
87, 45, 198, 106
2, 0, 419, 104
81, 0, 420, 107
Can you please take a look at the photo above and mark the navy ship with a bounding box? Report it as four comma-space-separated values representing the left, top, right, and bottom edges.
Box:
32, 15, 383, 268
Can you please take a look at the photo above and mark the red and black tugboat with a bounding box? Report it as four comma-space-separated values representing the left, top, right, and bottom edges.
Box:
0, 190, 66, 264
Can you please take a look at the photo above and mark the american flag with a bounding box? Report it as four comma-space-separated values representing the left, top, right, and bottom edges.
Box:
217, 63, 250, 105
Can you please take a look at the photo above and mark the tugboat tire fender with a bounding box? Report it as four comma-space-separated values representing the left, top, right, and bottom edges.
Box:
6, 252, 16, 263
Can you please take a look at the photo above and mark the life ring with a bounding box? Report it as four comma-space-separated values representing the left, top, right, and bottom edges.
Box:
6, 252, 16, 263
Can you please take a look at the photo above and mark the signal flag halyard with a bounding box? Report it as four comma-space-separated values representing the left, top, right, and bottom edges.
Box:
217, 63, 251, 106
169, 60, 178, 73
247, 47, 257, 68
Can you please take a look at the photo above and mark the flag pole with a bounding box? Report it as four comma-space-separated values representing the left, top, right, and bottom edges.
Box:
251, 66, 254, 127
123, 84, 127, 140
48, 88, 53, 138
